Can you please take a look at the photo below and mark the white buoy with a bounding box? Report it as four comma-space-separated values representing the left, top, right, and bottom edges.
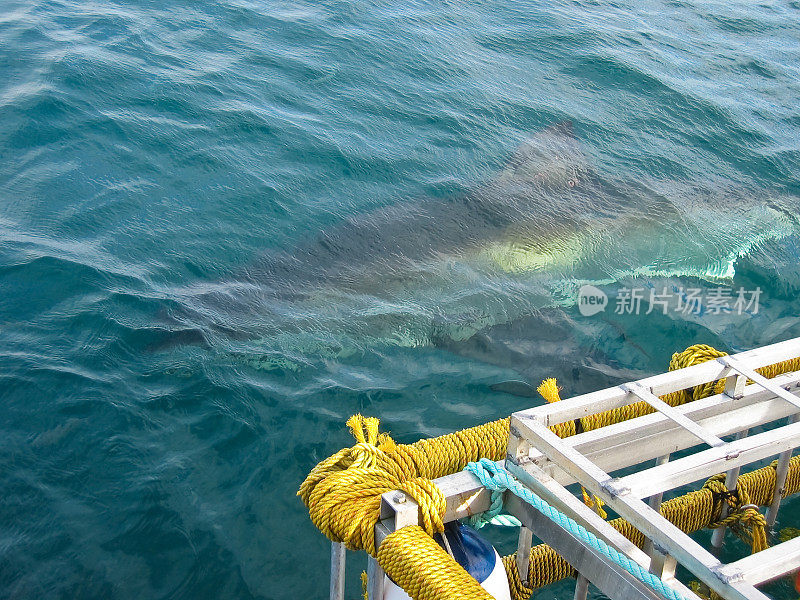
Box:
383, 522, 512, 600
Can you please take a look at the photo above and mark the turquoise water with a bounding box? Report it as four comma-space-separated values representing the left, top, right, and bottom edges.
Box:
2, 0, 800, 598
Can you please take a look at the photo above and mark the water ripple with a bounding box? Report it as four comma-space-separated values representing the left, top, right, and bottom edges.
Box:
2, 0, 800, 598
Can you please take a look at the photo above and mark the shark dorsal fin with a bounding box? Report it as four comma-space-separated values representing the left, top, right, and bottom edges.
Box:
496, 121, 588, 188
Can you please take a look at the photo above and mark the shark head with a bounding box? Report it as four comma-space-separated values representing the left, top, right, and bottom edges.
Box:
495, 121, 590, 190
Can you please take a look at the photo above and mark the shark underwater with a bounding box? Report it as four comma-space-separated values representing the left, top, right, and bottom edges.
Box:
158, 122, 799, 371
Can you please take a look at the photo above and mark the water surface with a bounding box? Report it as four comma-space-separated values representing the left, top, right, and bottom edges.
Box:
2, 0, 800, 598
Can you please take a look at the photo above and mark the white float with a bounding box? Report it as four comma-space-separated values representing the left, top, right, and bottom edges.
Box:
383, 522, 511, 600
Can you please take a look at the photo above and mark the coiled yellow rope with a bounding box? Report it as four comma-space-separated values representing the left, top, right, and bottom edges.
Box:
377, 526, 494, 600
298, 344, 800, 600
298, 414, 509, 555
299, 415, 450, 554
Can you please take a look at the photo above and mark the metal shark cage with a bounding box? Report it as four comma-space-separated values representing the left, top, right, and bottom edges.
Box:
352, 337, 800, 600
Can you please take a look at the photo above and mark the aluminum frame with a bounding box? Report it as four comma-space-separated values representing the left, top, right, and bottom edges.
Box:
328, 337, 800, 600
506, 337, 800, 600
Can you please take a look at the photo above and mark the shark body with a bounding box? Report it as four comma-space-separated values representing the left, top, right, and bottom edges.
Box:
161, 123, 797, 370
246, 122, 600, 293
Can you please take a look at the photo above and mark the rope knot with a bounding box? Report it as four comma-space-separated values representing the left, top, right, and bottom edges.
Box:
465, 458, 508, 492
298, 414, 449, 556
463, 458, 523, 530
731, 504, 768, 553
398, 477, 447, 535
463, 458, 522, 530
351, 441, 381, 469
347, 414, 399, 469
703, 474, 768, 554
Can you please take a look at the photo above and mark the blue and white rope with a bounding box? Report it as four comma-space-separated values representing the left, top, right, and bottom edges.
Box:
464, 458, 685, 600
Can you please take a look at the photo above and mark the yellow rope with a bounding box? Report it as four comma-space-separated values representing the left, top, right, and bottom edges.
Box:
298, 413, 511, 555
501, 554, 534, 600
361, 571, 369, 600
779, 527, 800, 542
298, 345, 800, 600
377, 526, 494, 600
703, 473, 768, 553
688, 580, 723, 600
505, 456, 800, 595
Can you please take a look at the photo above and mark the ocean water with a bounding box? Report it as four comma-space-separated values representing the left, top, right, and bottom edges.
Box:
2, 0, 800, 598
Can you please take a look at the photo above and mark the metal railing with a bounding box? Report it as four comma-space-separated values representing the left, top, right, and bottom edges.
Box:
342, 337, 800, 600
